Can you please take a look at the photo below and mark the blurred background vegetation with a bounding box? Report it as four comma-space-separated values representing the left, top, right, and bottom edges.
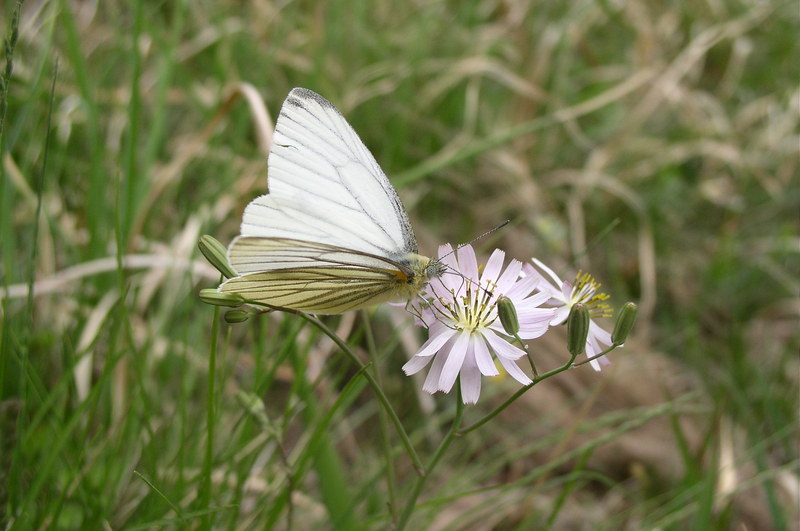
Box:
1, 0, 797, 529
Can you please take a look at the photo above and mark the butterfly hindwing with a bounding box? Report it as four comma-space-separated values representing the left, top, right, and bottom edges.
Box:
220, 237, 414, 314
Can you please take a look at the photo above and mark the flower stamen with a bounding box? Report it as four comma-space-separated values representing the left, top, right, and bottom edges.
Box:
571, 271, 613, 319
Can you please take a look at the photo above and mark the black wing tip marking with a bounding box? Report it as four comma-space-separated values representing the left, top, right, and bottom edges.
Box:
287, 87, 336, 111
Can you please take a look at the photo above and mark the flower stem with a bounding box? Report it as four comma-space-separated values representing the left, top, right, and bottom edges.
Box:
513, 332, 538, 377
396, 386, 464, 531
298, 313, 425, 475
458, 351, 580, 435
361, 311, 398, 524
200, 296, 221, 530
571, 344, 618, 367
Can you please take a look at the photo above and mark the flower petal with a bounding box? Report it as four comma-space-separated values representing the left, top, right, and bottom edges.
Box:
456, 245, 479, 281
472, 335, 499, 376
481, 249, 506, 284
585, 320, 612, 371
483, 329, 526, 360
531, 258, 563, 288
422, 349, 449, 394
438, 332, 469, 392
551, 306, 569, 326
437, 245, 460, 281
414, 326, 456, 357
459, 346, 482, 404
402, 354, 434, 375
497, 356, 533, 385
495, 259, 522, 293
503, 272, 538, 300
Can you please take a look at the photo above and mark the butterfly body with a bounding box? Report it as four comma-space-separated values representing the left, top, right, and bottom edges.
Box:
219, 88, 443, 314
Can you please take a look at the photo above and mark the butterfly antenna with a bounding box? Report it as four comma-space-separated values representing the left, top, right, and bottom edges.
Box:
436, 220, 510, 262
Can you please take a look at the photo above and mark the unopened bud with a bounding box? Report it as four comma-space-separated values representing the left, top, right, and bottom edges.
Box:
224, 309, 251, 323
497, 296, 520, 335
612, 302, 637, 346
199, 288, 244, 307
567, 303, 590, 356
198, 235, 237, 278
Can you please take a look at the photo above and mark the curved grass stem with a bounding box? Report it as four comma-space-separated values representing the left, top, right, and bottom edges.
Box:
298, 313, 425, 475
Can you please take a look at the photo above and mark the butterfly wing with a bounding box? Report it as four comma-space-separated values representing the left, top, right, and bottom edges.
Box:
220, 238, 417, 313
235, 87, 418, 271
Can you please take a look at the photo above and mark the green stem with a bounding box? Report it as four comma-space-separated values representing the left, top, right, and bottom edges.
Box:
571, 344, 618, 368
396, 387, 464, 531
200, 296, 221, 530
513, 332, 538, 377
459, 351, 580, 435
459, 342, 621, 436
361, 311, 398, 523
298, 313, 425, 475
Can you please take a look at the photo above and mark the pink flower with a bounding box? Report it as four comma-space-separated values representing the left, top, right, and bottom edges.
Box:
403, 244, 554, 404
522, 259, 614, 371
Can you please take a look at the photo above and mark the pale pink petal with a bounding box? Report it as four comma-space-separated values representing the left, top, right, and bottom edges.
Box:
472, 335, 499, 376
438, 332, 470, 392
560, 281, 573, 303
531, 258, 563, 288
402, 354, 434, 375
456, 245, 479, 281
414, 326, 457, 357
497, 356, 533, 385
590, 320, 612, 345
429, 276, 456, 299
492, 309, 551, 339
483, 329, 526, 360
518, 290, 552, 308
552, 306, 570, 326
436, 244, 460, 277
585, 321, 612, 371
422, 349, 449, 394
481, 249, 506, 283
495, 259, 522, 293
503, 273, 538, 300
459, 349, 482, 404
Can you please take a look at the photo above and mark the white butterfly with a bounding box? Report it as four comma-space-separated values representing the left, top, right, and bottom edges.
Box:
219, 88, 445, 314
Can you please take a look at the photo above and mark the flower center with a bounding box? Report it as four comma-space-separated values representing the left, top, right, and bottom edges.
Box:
436, 280, 497, 332
571, 271, 613, 318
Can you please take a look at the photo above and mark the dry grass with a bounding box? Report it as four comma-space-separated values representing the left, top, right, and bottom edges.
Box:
1, 0, 797, 529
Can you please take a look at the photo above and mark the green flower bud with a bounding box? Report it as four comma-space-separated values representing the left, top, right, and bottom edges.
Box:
224, 309, 251, 323
198, 288, 244, 307
567, 303, 590, 356
612, 302, 637, 346
497, 296, 520, 336
198, 235, 237, 279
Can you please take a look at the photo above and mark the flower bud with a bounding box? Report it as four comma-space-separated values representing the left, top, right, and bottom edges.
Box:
567, 303, 590, 356
198, 235, 237, 278
198, 288, 244, 307
612, 302, 637, 346
224, 309, 251, 323
497, 296, 520, 336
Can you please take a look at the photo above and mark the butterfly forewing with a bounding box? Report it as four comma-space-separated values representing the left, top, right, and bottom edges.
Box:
240, 88, 417, 257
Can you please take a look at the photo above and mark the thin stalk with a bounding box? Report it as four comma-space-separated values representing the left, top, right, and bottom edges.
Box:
362, 310, 398, 523
199, 297, 221, 530
459, 351, 579, 435
298, 313, 425, 474
395, 386, 464, 531
460, 343, 620, 435
571, 344, 618, 367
